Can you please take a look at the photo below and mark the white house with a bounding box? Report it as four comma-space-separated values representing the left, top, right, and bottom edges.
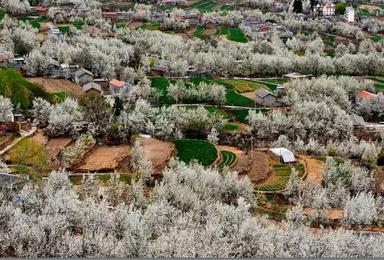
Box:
269, 147, 296, 164
345, 7, 355, 23
314, 2, 335, 16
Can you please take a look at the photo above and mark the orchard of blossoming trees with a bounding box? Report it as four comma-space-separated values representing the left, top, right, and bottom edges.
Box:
0, 0, 384, 257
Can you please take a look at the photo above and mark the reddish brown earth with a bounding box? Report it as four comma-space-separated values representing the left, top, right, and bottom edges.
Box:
76, 145, 132, 172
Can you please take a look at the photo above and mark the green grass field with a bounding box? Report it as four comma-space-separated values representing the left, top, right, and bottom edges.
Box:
206, 106, 230, 119
191, 0, 217, 12
216, 27, 248, 43
368, 77, 384, 91
224, 123, 240, 131
18, 15, 48, 30
371, 35, 382, 42
58, 25, 70, 33
217, 151, 237, 169
115, 23, 127, 29
254, 163, 305, 192
72, 20, 85, 30
53, 92, 68, 102
220, 4, 235, 11
193, 25, 206, 40
174, 139, 218, 166
141, 23, 161, 30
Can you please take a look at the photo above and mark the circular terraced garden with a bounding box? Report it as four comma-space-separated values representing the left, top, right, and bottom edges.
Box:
217, 151, 237, 169
173, 139, 218, 166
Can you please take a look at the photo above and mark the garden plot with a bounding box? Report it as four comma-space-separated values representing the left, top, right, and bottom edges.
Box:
191, 0, 217, 13
254, 163, 305, 192
174, 139, 218, 167
216, 145, 241, 169
28, 78, 84, 98
139, 138, 174, 173
216, 27, 248, 43
76, 145, 131, 173
248, 151, 271, 183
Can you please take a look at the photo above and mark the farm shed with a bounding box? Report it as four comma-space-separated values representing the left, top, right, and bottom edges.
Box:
255, 88, 278, 107
269, 147, 295, 164
356, 90, 377, 102
73, 68, 93, 87
83, 82, 102, 96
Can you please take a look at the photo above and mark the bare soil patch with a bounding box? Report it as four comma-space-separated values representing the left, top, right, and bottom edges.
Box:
241, 91, 256, 100
128, 21, 144, 30
304, 208, 344, 220
76, 145, 131, 172
139, 138, 174, 174
28, 77, 84, 98
301, 155, 325, 186
204, 23, 217, 36
248, 151, 271, 183
45, 137, 72, 164
29, 129, 48, 146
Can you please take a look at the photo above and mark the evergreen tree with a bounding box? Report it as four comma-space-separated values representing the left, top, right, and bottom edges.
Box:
293, 0, 303, 13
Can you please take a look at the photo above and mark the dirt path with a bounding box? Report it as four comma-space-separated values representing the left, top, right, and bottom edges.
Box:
28, 78, 84, 98
300, 155, 325, 186
76, 145, 131, 172
248, 151, 271, 183
139, 138, 174, 174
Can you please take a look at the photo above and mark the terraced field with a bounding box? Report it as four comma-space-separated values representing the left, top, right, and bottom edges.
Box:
217, 151, 237, 169
216, 27, 248, 43
191, 0, 217, 12
254, 163, 304, 192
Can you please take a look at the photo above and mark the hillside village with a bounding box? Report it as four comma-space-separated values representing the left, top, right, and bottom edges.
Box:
0, 0, 384, 257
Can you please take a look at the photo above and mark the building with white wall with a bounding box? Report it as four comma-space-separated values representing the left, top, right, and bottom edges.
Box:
345, 6, 355, 23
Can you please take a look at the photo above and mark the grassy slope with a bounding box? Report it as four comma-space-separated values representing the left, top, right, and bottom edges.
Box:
193, 26, 206, 40
0, 69, 56, 108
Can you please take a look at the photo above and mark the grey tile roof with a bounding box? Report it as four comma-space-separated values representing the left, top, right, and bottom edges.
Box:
255, 88, 275, 98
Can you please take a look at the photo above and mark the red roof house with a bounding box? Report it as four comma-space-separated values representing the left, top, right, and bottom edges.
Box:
357, 90, 377, 101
